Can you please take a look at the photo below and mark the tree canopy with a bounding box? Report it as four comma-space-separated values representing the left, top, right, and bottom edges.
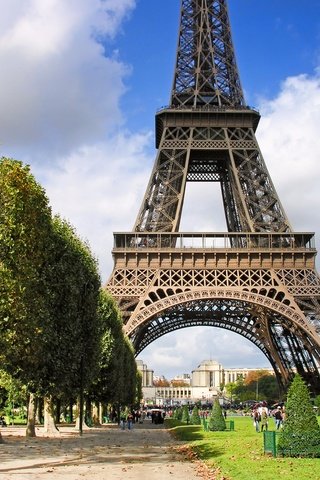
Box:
278, 374, 320, 457
0, 157, 140, 430
0, 158, 53, 384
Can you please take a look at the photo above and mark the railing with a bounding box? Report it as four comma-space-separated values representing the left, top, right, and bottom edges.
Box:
263, 430, 320, 458
202, 417, 234, 431
157, 104, 260, 114
113, 232, 315, 251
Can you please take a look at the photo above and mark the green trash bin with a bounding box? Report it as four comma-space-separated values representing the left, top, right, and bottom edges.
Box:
263, 431, 277, 457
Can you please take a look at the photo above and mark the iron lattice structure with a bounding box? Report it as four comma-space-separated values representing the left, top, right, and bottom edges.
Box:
106, 0, 320, 394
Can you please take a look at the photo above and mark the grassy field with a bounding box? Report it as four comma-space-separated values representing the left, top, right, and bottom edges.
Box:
167, 416, 320, 480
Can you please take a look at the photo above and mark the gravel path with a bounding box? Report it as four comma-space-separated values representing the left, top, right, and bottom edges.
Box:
0, 422, 216, 479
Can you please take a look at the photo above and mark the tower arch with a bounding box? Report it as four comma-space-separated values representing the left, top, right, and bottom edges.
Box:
106, 0, 320, 393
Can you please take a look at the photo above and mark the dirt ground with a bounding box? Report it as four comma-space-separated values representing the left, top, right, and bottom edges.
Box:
0, 421, 218, 480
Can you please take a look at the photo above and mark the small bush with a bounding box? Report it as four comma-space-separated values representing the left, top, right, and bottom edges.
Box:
190, 405, 201, 425
208, 399, 226, 431
173, 407, 182, 420
181, 405, 190, 423
278, 374, 320, 457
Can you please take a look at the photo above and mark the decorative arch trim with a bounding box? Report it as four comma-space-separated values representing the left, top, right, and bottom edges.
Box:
125, 287, 317, 341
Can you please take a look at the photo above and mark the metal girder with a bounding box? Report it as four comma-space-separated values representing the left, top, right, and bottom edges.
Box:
130, 298, 320, 394
106, 0, 320, 394
134, 123, 292, 233
171, 0, 244, 108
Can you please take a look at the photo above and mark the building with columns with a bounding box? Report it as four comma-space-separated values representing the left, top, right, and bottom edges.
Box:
137, 359, 273, 406
136, 359, 154, 387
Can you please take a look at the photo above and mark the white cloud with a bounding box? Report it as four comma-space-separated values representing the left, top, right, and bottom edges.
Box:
0, 0, 135, 159
257, 73, 320, 254
32, 70, 320, 379
139, 71, 320, 379
1, 1, 319, 379
138, 327, 269, 379
34, 130, 153, 280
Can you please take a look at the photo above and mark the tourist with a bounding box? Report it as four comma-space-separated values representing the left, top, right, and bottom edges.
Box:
253, 409, 261, 432
127, 411, 134, 430
120, 409, 126, 430
274, 406, 283, 430
260, 406, 269, 432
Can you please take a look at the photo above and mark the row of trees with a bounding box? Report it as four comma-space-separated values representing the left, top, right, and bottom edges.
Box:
175, 402, 227, 431
225, 370, 280, 404
0, 157, 140, 439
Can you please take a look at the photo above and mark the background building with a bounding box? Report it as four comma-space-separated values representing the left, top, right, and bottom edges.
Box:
137, 359, 273, 406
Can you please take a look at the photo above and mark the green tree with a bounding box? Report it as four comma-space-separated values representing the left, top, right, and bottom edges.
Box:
135, 370, 143, 407
256, 374, 280, 402
190, 405, 201, 425
119, 336, 137, 407
91, 291, 138, 411
181, 405, 190, 423
208, 399, 226, 431
0, 159, 102, 435
40, 216, 101, 433
225, 382, 236, 403
0, 158, 52, 383
278, 374, 320, 457
87, 290, 121, 406
0, 370, 27, 422
244, 370, 280, 403
174, 406, 182, 420
0, 158, 56, 439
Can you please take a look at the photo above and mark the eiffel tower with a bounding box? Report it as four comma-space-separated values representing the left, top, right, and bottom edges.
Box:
106, 0, 320, 394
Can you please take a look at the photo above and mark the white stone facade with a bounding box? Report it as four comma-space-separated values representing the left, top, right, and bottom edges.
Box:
137, 359, 273, 406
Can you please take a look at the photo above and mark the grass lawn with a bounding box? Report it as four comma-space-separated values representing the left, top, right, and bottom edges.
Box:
167, 416, 320, 480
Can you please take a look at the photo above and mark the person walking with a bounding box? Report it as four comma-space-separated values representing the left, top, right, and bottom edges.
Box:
253, 409, 261, 432
274, 406, 283, 430
120, 409, 126, 430
260, 407, 268, 432
127, 412, 134, 430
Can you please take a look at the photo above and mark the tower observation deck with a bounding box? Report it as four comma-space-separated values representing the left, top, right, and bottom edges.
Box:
106, 0, 320, 394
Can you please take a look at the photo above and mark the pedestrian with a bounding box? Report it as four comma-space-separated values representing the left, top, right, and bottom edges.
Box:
274, 406, 283, 429
253, 409, 261, 432
260, 406, 268, 432
120, 409, 126, 430
127, 412, 134, 430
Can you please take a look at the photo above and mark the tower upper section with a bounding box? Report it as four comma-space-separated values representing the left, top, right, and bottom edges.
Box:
170, 0, 245, 108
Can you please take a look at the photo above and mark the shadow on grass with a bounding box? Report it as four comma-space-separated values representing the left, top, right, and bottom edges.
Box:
167, 423, 225, 459
193, 441, 225, 461
169, 424, 204, 441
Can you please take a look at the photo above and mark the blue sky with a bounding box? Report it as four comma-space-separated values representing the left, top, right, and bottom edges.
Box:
0, 0, 320, 379
115, 0, 320, 131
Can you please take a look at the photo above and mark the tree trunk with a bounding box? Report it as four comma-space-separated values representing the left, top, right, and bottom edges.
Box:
26, 393, 36, 437
92, 402, 100, 426
69, 399, 74, 423
55, 398, 61, 425
85, 397, 92, 426
74, 398, 90, 432
99, 402, 103, 424
35, 397, 43, 424
43, 397, 60, 436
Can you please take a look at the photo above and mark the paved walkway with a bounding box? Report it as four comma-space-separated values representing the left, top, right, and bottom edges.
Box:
0, 422, 215, 479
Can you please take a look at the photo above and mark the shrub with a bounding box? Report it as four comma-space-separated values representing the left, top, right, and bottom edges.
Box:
278, 374, 320, 457
174, 407, 182, 420
190, 405, 201, 425
208, 399, 226, 431
181, 405, 190, 423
